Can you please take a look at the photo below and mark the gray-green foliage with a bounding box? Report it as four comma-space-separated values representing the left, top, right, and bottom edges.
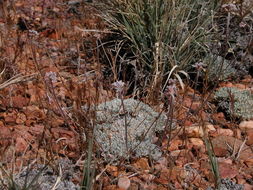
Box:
95, 98, 169, 160
204, 55, 237, 82
0, 160, 79, 190
214, 87, 253, 120
102, 0, 218, 89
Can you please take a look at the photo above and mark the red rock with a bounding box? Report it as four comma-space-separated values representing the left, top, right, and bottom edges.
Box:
246, 129, 253, 145
67, 151, 78, 158
170, 150, 181, 157
2, 95, 29, 109
244, 183, 253, 190
29, 124, 44, 136
212, 136, 253, 160
106, 165, 118, 177
244, 158, 253, 167
0, 121, 4, 127
189, 138, 204, 147
51, 127, 75, 139
234, 83, 247, 89
191, 101, 201, 111
236, 175, 246, 185
154, 168, 171, 184
217, 128, 234, 136
217, 158, 232, 164
13, 96, 28, 108
168, 139, 182, 151
239, 120, 253, 131
218, 162, 238, 179
215, 112, 225, 119
186, 124, 215, 138
220, 82, 233, 88
133, 158, 150, 170
213, 146, 228, 157
104, 185, 117, 190
4, 110, 17, 124
24, 105, 46, 121
0, 126, 12, 147
15, 137, 28, 154
14, 125, 34, 140
16, 112, 26, 124
118, 177, 131, 190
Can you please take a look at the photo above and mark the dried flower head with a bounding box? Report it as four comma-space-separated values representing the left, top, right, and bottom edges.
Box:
192, 62, 206, 71
112, 80, 125, 97
45, 71, 57, 84
221, 3, 238, 13
164, 79, 177, 99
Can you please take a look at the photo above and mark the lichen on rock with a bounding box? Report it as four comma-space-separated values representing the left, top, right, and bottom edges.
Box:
94, 98, 170, 160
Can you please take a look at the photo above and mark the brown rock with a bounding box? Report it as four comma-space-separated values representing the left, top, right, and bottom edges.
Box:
29, 124, 44, 136
189, 138, 204, 147
0, 121, 4, 127
51, 127, 75, 139
13, 95, 29, 108
239, 120, 253, 131
104, 185, 118, 190
235, 83, 247, 89
244, 158, 253, 167
186, 125, 204, 137
213, 146, 228, 157
14, 125, 34, 141
217, 128, 234, 136
133, 158, 150, 170
24, 105, 46, 121
118, 177, 131, 190
246, 129, 253, 145
218, 162, 238, 179
4, 110, 17, 124
16, 112, 26, 124
0, 126, 12, 147
244, 183, 253, 190
15, 137, 28, 154
154, 168, 170, 185
170, 150, 181, 157
186, 123, 215, 138
168, 139, 182, 151
211, 136, 253, 160
106, 165, 118, 177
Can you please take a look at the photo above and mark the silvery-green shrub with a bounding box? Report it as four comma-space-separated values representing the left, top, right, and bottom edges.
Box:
94, 98, 171, 160
214, 87, 253, 120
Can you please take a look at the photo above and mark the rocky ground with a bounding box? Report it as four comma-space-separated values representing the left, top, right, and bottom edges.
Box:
0, 0, 252, 190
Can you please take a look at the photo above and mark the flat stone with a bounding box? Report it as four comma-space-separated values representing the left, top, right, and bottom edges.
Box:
239, 120, 253, 131
211, 136, 253, 160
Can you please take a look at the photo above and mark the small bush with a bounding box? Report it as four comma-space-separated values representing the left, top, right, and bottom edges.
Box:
204, 55, 237, 82
214, 87, 253, 120
94, 98, 171, 160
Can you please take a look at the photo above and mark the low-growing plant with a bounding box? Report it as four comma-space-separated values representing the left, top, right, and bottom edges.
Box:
80, 136, 95, 190
214, 87, 253, 120
204, 137, 221, 190
0, 163, 47, 190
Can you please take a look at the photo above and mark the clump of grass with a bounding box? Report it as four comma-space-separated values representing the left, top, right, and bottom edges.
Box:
100, 0, 219, 97
0, 163, 48, 190
204, 137, 221, 190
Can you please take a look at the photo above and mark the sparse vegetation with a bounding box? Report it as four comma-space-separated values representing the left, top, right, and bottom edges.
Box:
0, 0, 252, 189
